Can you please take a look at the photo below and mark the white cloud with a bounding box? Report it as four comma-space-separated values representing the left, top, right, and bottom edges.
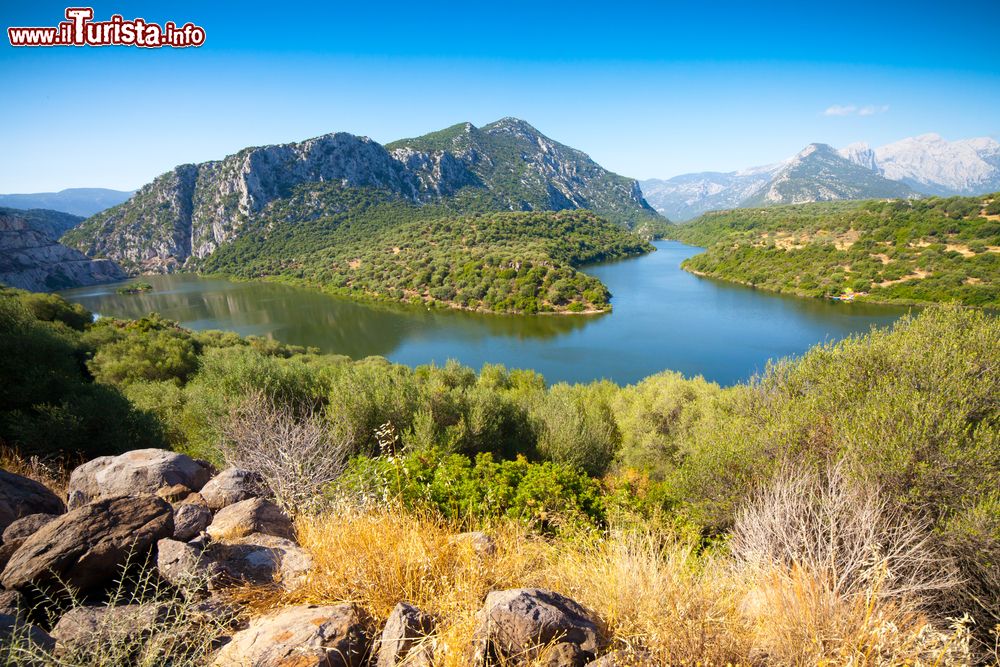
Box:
858, 104, 890, 116
824, 104, 889, 117
824, 104, 857, 116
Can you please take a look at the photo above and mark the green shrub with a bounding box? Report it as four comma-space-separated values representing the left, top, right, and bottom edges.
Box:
336, 449, 607, 535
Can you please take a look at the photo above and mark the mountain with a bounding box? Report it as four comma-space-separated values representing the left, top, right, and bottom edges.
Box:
643, 134, 1000, 221
386, 118, 659, 228
874, 133, 1000, 196
0, 188, 134, 217
742, 143, 916, 206
0, 207, 125, 291
65, 119, 661, 274
640, 162, 784, 222
2, 207, 84, 241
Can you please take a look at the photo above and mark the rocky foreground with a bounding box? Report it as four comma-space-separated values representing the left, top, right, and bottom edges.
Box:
0, 449, 617, 666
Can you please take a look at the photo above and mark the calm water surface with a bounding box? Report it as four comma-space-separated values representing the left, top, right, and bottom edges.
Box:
60, 241, 910, 385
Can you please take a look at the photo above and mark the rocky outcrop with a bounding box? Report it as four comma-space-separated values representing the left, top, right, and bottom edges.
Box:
199, 468, 267, 510
0, 495, 173, 593
0, 209, 125, 291
376, 602, 436, 667
213, 603, 369, 667
471, 588, 600, 665
448, 531, 496, 557
67, 448, 213, 508
0, 469, 65, 534
205, 497, 293, 541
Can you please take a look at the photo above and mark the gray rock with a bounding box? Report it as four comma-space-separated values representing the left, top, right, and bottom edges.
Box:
212, 603, 369, 667
0, 211, 125, 292
206, 498, 294, 542
471, 588, 600, 665
0, 612, 55, 654
2, 513, 57, 542
157, 534, 311, 592
199, 468, 267, 510
0, 469, 64, 535
50, 604, 167, 654
172, 503, 212, 542
0, 589, 25, 619
0, 495, 173, 593
448, 531, 496, 557
67, 449, 213, 508
377, 602, 435, 667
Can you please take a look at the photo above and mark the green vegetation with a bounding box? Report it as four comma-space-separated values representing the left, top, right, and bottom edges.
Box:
2, 288, 997, 637
200, 184, 652, 314
115, 282, 153, 295
665, 194, 1000, 307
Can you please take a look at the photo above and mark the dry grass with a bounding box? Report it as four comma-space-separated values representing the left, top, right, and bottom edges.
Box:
231, 503, 972, 666
0, 445, 72, 499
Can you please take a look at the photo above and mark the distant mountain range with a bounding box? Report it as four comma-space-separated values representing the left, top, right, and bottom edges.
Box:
642, 134, 1000, 220
0, 188, 134, 217
63, 118, 662, 273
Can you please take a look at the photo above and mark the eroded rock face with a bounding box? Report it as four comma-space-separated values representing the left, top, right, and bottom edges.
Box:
0, 211, 125, 291
471, 589, 600, 665
157, 534, 311, 592
199, 468, 267, 510
0, 469, 64, 534
376, 602, 435, 667
206, 498, 293, 542
66, 449, 213, 508
0, 495, 173, 593
212, 603, 369, 667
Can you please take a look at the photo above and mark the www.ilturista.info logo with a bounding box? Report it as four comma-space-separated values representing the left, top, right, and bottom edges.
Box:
8, 8, 205, 48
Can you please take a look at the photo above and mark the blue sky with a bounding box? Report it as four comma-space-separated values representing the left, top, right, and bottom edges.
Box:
2, 0, 999, 192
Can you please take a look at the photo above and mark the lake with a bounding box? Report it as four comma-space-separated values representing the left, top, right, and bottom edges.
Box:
60, 241, 910, 386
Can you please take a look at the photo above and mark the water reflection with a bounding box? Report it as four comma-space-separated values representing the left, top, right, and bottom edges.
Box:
60, 242, 909, 385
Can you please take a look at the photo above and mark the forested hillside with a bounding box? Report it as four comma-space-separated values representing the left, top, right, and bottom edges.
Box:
199, 185, 652, 314
665, 194, 1000, 307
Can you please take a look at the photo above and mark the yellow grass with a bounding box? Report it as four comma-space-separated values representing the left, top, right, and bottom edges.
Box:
231, 505, 971, 666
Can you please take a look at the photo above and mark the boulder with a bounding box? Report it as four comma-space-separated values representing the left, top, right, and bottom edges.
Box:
199, 468, 267, 510
156, 484, 194, 504
206, 498, 294, 542
0, 469, 64, 534
212, 603, 369, 667
50, 604, 167, 654
377, 602, 436, 667
157, 534, 311, 592
173, 503, 212, 542
472, 589, 600, 665
0, 589, 24, 618
66, 449, 213, 508
537, 642, 586, 667
0, 541, 24, 572
0, 495, 173, 593
448, 532, 497, 557
2, 513, 57, 542
0, 613, 55, 653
